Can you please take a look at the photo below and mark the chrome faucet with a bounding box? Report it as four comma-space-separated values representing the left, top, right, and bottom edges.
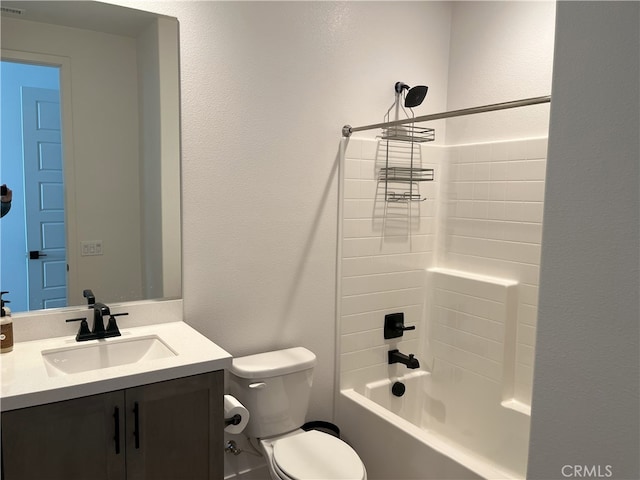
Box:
388, 349, 420, 369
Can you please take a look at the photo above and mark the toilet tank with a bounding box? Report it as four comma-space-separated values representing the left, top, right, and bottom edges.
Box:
228, 347, 317, 439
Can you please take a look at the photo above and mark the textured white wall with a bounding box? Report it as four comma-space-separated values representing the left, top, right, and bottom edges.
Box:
114, 1, 452, 424
445, 1, 556, 144
529, 2, 639, 479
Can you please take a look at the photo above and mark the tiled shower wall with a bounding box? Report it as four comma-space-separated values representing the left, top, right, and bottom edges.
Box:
441, 138, 547, 403
340, 138, 441, 389
339, 136, 547, 406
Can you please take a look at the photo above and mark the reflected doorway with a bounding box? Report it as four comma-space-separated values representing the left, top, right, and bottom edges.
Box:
0, 60, 67, 311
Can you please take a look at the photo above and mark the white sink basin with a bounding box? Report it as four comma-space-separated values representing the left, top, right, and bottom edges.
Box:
41, 335, 177, 377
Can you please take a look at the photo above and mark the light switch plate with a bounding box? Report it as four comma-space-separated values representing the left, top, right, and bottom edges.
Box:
81, 240, 103, 256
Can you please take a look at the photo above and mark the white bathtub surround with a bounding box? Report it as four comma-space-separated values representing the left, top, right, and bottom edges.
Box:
340, 389, 482, 480
428, 269, 517, 378
428, 268, 526, 408
338, 136, 546, 478
340, 368, 530, 480
340, 138, 441, 391
340, 136, 546, 395
425, 270, 528, 476
439, 138, 547, 404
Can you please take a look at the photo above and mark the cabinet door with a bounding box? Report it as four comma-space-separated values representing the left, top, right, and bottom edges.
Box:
125, 371, 224, 480
1, 391, 126, 480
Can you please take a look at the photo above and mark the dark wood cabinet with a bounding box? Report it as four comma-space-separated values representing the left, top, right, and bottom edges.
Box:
1, 371, 224, 480
1, 390, 126, 480
126, 373, 224, 480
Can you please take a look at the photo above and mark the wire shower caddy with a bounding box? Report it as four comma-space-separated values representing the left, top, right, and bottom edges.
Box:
379, 84, 435, 202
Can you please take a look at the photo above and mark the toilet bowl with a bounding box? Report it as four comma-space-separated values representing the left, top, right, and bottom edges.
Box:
260, 429, 366, 480
228, 347, 367, 480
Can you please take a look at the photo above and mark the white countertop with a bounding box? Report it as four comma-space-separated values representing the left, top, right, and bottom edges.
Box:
1, 321, 232, 412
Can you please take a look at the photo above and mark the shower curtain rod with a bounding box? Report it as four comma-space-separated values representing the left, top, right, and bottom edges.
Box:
341, 95, 551, 137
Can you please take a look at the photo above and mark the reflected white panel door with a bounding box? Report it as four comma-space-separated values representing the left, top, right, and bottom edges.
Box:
22, 87, 67, 310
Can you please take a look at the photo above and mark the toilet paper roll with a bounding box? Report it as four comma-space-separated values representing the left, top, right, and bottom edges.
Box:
224, 395, 250, 434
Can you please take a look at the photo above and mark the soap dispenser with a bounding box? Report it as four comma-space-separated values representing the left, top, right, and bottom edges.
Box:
1, 291, 13, 353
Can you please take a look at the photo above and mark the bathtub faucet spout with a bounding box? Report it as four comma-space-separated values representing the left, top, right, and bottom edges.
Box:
388, 349, 420, 369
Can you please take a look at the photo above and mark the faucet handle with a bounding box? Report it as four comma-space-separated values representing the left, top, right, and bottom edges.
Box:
105, 312, 127, 336
66, 317, 92, 341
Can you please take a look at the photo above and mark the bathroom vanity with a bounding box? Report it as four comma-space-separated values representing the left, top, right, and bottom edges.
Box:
1, 321, 232, 480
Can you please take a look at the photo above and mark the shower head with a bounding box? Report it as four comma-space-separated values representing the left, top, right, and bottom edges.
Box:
404, 85, 428, 108
394, 81, 429, 108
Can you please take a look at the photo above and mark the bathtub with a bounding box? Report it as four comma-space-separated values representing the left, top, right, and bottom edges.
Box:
337, 371, 528, 480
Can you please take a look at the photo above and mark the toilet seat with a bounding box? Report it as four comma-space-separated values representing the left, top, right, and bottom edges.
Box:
270, 430, 366, 480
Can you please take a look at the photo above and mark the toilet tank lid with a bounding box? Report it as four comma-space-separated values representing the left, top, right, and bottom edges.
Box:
230, 347, 317, 379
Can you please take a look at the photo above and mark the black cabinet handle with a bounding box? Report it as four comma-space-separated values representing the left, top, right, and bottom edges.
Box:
133, 402, 140, 449
113, 407, 121, 454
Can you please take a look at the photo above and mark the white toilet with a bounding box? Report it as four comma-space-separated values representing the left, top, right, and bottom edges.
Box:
228, 347, 367, 480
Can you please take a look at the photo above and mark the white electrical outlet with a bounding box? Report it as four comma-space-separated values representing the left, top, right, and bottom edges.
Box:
81, 240, 103, 256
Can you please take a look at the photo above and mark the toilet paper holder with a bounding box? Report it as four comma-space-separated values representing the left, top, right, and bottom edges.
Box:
225, 414, 242, 427
223, 394, 250, 434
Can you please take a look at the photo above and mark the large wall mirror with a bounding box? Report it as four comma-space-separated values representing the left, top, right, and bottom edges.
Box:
1, 1, 181, 313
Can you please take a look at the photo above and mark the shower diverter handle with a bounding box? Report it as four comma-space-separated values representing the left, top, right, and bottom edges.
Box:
384, 313, 416, 339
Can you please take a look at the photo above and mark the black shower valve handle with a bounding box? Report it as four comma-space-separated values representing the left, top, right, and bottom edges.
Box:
393, 321, 415, 334
384, 312, 416, 339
